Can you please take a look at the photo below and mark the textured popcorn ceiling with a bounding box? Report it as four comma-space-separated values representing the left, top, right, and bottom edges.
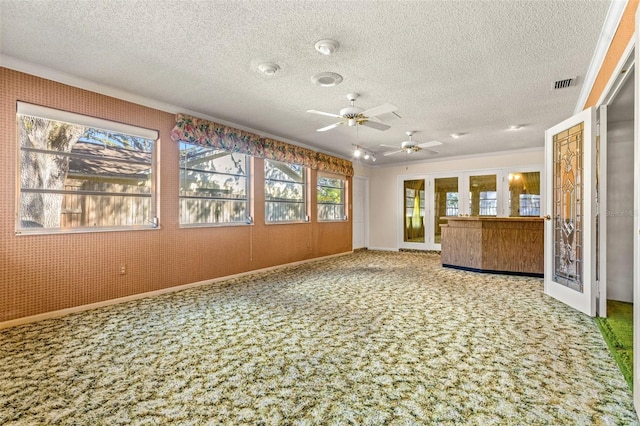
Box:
0, 0, 613, 165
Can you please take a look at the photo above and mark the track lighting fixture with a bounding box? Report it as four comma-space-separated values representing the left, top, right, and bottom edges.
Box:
352, 145, 376, 162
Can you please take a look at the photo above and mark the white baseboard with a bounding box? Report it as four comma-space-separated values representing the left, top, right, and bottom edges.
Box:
1, 251, 353, 330
366, 247, 399, 252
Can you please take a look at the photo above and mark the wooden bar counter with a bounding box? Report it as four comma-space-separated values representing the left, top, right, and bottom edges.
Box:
440, 216, 544, 277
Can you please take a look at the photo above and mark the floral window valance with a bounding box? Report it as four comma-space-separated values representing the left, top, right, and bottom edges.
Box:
170, 114, 354, 177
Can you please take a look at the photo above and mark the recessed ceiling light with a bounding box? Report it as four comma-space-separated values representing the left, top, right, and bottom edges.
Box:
508, 124, 524, 130
311, 72, 343, 87
258, 62, 280, 76
450, 133, 462, 139
315, 39, 339, 55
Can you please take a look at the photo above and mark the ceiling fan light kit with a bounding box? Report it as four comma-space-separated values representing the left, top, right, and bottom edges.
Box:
307, 93, 397, 132
381, 131, 443, 157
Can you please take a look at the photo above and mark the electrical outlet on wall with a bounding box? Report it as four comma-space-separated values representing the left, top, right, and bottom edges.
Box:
119, 264, 127, 275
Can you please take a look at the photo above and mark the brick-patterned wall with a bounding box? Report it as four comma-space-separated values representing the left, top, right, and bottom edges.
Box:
0, 68, 352, 324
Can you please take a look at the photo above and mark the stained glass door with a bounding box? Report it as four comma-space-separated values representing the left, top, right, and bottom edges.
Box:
544, 107, 597, 316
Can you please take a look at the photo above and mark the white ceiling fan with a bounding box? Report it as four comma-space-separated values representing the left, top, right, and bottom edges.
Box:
381, 131, 442, 156
307, 93, 397, 132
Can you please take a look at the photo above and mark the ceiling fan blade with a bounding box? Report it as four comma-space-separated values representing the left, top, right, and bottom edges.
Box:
424, 149, 439, 154
383, 149, 402, 156
417, 140, 443, 148
362, 120, 391, 131
316, 122, 342, 132
361, 103, 398, 118
307, 109, 342, 118
380, 144, 401, 149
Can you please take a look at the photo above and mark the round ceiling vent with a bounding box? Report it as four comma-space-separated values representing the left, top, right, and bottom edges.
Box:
311, 72, 343, 87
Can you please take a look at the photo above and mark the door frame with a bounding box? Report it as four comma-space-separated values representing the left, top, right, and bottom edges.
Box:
397, 174, 430, 250
634, 5, 639, 412
586, 14, 637, 407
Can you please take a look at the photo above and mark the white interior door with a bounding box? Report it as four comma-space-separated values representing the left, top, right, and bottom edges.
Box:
352, 176, 368, 250
544, 107, 597, 316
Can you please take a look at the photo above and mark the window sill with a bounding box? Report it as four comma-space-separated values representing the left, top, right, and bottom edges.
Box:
16, 225, 160, 236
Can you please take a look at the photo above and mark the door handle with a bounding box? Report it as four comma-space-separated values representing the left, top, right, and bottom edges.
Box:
544, 215, 551, 221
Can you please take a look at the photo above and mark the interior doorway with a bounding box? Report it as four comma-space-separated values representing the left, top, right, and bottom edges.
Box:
598, 50, 635, 398
606, 69, 634, 305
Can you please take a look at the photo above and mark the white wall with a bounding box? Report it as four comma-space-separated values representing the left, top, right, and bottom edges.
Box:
353, 163, 372, 178
367, 149, 545, 250
606, 120, 634, 302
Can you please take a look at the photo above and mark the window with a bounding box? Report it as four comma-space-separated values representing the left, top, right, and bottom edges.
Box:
508, 171, 541, 217
477, 191, 498, 216
179, 143, 249, 225
265, 160, 307, 222
469, 174, 497, 216
17, 103, 157, 233
317, 176, 346, 221
519, 194, 541, 216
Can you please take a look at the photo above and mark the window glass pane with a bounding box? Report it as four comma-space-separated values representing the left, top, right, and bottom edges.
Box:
508, 172, 541, 217
318, 176, 346, 221
434, 177, 458, 244
404, 179, 425, 242
17, 112, 155, 232
469, 174, 497, 216
265, 160, 306, 222
265, 161, 304, 183
265, 181, 304, 201
179, 143, 249, 225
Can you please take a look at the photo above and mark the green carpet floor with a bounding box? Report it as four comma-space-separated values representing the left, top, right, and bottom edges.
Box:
1, 251, 637, 424
596, 300, 633, 390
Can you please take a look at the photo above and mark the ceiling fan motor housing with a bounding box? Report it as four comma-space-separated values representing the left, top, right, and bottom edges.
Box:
339, 106, 364, 118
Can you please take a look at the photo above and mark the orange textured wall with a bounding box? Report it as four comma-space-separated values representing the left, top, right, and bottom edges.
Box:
584, 0, 638, 109
0, 68, 352, 323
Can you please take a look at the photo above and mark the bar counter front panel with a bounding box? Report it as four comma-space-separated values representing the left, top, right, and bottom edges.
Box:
440, 217, 544, 277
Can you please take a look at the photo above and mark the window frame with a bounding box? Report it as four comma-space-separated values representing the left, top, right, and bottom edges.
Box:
178, 142, 251, 227
317, 173, 347, 222
15, 102, 159, 235
264, 159, 308, 224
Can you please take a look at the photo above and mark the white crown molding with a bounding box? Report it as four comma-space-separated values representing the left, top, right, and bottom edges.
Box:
574, 0, 629, 114
1, 55, 348, 161
373, 146, 544, 168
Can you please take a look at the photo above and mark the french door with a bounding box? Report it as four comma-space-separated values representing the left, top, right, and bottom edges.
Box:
400, 172, 500, 250
399, 177, 429, 250
544, 107, 602, 316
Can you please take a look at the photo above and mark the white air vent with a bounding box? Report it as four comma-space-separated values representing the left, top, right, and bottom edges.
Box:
553, 77, 577, 90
